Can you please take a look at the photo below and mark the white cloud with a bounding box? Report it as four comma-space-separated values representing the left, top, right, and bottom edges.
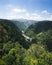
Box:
0, 4, 52, 21
24, 13, 42, 20
12, 8, 26, 13
41, 10, 49, 14
47, 15, 52, 20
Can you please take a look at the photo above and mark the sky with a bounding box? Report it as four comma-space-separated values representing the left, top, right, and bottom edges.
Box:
0, 0, 52, 20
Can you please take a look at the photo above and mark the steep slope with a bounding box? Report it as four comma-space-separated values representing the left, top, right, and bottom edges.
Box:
25, 21, 52, 34
0, 19, 25, 43
25, 21, 52, 51
12, 20, 26, 31
0, 19, 52, 65
12, 19, 38, 31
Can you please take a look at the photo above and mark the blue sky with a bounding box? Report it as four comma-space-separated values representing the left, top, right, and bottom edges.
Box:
0, 0, 52, 20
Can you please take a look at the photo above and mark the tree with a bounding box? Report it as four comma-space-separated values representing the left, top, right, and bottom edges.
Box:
0, 59, 6, 65
36, 30, 52, 51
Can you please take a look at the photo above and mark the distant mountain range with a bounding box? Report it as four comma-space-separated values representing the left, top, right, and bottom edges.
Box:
25, 20, 52, 35
0, 19, 52, 50
12, 19, 38, 31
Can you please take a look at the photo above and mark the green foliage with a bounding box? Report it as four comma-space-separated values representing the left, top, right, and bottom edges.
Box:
36, 30, 52, 51
2, 54, 16, 65
3, 41, 14, 53
25, 21, 52, 51
25, 21, 52, 34
0, 19, 26, 42
0, 19, 28, 49
23, 44, 52, 65
13, 21, 27, 31
0, 59, 6, 65
25, 29, 36, 38
0, 19, 52, 65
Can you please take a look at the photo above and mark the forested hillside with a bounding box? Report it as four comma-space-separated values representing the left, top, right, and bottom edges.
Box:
12, 19, 37, 31
25, 21, 52, 34
25, 21, 52, 51
0, 19, 22, 42
0, 19, 52, 65
12, 20, 27, 31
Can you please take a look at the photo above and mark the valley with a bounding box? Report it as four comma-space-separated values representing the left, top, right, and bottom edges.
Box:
0, 19, 52, 65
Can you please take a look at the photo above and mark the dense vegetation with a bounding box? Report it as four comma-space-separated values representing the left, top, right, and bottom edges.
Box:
12, 19, 38, 31
25, 21, 52, 51
0, 19, 22, 42
0, 19, 52, 65
12, 20, 27, 31
25, 20, 52, 34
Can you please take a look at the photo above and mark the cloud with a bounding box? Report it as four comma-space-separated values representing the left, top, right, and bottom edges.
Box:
12, 8, 26, 13
0, 4, 52, 21
47, 15, 52, 20
41, 10, 49, 14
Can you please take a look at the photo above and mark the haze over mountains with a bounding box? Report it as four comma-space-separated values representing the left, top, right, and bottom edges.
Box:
0, 19, 52, 32
12, 19, 38, 31
25, 20, 52, 33
0, 19, 52, 65
0, 0, 52, 65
